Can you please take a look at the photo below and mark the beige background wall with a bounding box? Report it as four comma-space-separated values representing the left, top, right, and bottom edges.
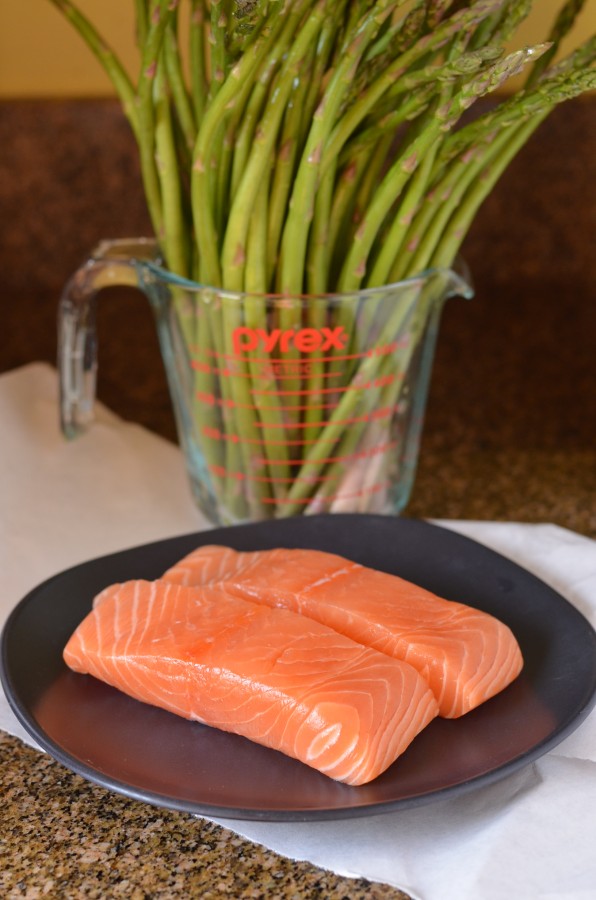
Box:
1, 0, 594, 98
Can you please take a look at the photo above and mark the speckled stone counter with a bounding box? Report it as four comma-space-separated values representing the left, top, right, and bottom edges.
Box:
0, 732, 403, 899
0, 98, 594, 897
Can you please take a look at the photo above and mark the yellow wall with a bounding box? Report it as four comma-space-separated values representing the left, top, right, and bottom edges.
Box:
0, 1, 136, 97
1, 0, 594, 98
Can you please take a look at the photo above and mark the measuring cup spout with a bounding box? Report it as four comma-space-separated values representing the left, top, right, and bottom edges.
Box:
441, 259, 474, 301
58, 239, 161, 438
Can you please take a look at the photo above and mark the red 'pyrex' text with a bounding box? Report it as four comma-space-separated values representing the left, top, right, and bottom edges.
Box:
232, 326, 348, 356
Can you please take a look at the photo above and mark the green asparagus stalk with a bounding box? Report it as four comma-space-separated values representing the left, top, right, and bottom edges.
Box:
340, 42, 551, 292
153, 60, 190, 279
266, 38, 320, 286
47, 0, 140, 140
432, 53, 596, 175
278, 0, 398, 295
222, 0, 328, 291
525, 0, 589, 85
163, 16, 197, 154
189, 1, 208, 122
366, 32, 475, 288
320, 1, 507, 189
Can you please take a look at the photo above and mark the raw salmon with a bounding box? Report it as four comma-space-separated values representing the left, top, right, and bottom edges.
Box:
163, 546, 523, 718
64, 580, 438, 785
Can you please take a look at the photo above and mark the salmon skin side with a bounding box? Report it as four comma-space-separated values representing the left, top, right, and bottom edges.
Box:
163, 545, 524, 719
65, 580, 439, 786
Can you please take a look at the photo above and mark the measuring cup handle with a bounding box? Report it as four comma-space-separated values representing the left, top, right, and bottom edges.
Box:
58, 238, 162, 438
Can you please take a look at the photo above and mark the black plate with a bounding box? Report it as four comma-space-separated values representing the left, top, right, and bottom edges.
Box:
2, 515, 596, 821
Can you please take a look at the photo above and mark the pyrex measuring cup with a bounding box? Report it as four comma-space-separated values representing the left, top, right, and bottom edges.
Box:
58, 238, 472, 524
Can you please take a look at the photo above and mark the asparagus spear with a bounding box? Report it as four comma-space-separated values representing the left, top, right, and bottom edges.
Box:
278, 0, 399, 295
339, 44, 551, 292
189, 0, 209, 122
47, 0, 140, 140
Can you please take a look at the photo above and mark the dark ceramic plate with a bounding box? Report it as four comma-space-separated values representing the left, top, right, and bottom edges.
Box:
2, 515, 596, 822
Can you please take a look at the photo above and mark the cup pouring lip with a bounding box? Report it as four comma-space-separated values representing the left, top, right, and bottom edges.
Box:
88, 237, 474, 303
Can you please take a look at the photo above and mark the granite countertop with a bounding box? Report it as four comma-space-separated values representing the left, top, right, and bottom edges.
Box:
0, 97, 594, 898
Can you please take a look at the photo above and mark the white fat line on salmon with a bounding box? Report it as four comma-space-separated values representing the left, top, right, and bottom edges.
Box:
302, 563, 360, 592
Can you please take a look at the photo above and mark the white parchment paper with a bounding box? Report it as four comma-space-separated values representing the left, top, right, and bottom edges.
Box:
1, 364, 595, 900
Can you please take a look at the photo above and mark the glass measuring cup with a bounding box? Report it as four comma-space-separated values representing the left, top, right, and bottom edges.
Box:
58, 238, 473, 525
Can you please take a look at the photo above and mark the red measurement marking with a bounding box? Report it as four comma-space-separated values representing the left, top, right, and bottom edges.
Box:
255, 404, 397, 429
251, 385, 346, 397
192, 361, 251, 379
209, 464, 245, 482
193, 360, 344, 381
202, 425, 318, 447
251, 374, 397, 396
260, 482, 390, 505
257, 440, 398, 466
265, 364, 343, 380
196, 391, 340, 413
209, 464, 333, 485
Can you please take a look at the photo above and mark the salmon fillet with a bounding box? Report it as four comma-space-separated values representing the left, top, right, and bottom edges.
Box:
64, 580, 438, 785
163, 546, 523, 718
